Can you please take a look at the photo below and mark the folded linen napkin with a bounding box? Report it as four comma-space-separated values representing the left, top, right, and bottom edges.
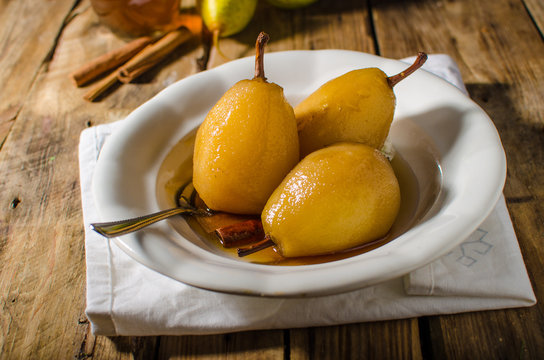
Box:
79, 55, 536, 336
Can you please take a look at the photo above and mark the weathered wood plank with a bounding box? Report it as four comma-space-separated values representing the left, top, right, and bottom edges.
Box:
373, 0, 544, 124
157, 330, 285, 359
424, 309, 544, 359
290, 320, 423, 359
207, 0, 376, 69
373, 0, 544, 357
0, 0, 204, 358
0, 0, 79, 147
62, 5, 205, 112
524, 0, 544, 36
2, 0, 542, 358
87, 336, 158, 360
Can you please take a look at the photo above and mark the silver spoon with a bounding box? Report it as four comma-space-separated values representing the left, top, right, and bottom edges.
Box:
91, 182, 211, 238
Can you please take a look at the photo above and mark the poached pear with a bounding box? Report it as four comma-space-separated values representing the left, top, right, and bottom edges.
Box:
261, 142, 400, 258
193, 32, 299, 215
295, 53, 427, 157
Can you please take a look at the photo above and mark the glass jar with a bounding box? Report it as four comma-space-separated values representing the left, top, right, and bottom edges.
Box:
90, 0, 182, 37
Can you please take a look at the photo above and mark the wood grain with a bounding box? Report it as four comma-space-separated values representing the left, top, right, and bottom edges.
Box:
206, 0, 376, 69
157, 330, 285, 359
524, 0, 544, 35
425, 309, 544, 359
0, 0, 79, 147
373, 0, 544, 358
0, 0, 204, 358
1, 0, 543, 358
290, 320, 423, 359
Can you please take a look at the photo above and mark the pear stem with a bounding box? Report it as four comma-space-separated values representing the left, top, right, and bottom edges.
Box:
212, 29, 229, 61
254, 32, 270, 80
387, 52, 428, 88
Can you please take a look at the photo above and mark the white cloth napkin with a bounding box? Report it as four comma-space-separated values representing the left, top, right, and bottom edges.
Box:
79, 55, 536, 336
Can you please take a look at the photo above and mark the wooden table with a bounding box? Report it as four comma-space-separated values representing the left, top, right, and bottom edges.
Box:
1, 0, 542, 358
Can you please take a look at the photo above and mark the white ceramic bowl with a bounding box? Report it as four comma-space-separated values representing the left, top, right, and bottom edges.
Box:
92, 50, 506, 297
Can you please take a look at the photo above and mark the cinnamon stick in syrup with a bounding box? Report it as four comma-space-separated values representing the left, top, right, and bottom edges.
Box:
215, 219, 265, 248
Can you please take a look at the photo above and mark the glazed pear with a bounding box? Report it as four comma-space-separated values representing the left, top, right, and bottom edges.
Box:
193, 32, 299, 215
261, 142, 401, 258
296, 53, 427, 157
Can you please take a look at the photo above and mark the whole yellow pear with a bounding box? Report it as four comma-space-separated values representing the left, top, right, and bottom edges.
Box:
295, 53, 427, 157
193, 33, 299, 215
261, 142, 400, 257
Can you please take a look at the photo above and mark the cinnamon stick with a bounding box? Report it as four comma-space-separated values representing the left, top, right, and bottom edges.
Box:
237, 236, 275, 257
83, 71, 120, 102
215, 219, 265, 248
71, 36, 155, 87
83, 27, 193, 101
117, 27, 192, 83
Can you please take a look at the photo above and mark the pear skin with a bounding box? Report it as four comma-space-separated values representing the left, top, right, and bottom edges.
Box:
193, 33, 299, 215
296, 68, 394, 157
261, 142, 400, 258
295, 53, 427, 157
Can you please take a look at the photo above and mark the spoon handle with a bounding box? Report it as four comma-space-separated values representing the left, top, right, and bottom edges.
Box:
90, 206, 196, 238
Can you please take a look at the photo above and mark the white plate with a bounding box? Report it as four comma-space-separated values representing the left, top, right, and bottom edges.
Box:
92, 50, 506, 297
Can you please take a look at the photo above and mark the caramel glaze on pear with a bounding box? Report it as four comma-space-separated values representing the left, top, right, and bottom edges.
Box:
295, 53, 427, 157
193, 32, 299, 215
261, 142, 401, 258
